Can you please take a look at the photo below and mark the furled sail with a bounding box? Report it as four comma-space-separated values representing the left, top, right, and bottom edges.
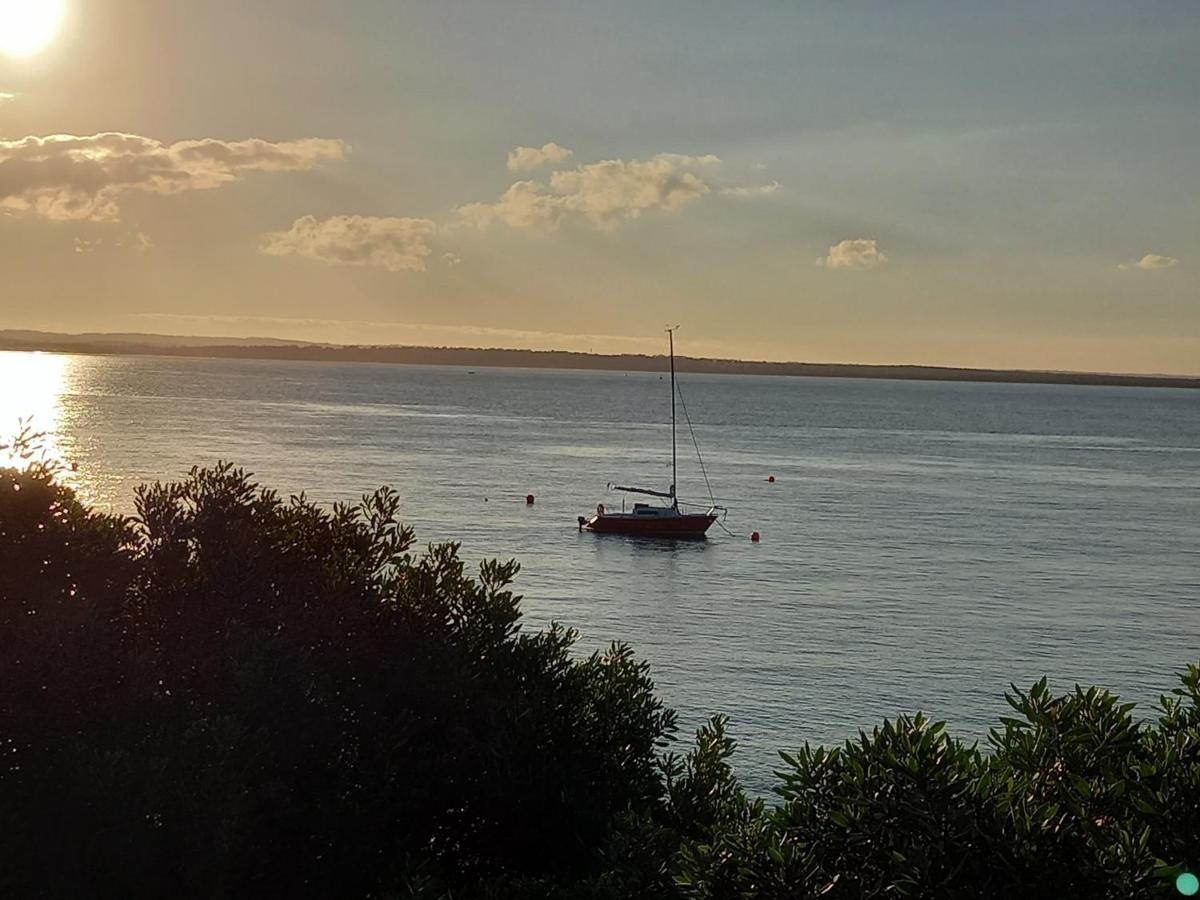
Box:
608, 483, 675, 499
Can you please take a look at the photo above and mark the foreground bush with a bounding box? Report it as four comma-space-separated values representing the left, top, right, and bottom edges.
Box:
673, 681, 1200, 900
1, 446, 1197, 898
0, 452, 675, 897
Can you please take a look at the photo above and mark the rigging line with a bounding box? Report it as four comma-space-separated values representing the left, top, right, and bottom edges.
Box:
674, 378, 717, 508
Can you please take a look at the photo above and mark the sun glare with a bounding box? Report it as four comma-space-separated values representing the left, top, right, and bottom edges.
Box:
0, 351, 68, 470
0, 0, 65, 58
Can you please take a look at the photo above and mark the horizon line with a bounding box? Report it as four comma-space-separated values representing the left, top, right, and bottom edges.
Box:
1, 328, 1198, 385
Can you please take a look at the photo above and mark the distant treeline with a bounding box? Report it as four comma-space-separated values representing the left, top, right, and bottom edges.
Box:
3, 330, 1198, 388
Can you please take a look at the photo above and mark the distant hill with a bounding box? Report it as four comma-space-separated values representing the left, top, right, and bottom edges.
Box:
0, 330, 312, 349
2, 329, 1197, 389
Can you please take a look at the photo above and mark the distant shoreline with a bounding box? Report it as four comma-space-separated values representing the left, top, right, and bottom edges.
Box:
2, 330, 1198, 389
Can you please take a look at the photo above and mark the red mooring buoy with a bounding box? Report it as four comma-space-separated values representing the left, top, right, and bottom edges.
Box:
750, 531, 761, 543
767, 475, 775, 483
525, 494, 535, 505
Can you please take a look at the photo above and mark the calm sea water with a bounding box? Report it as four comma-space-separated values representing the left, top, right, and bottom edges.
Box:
3, 350, 1199, 790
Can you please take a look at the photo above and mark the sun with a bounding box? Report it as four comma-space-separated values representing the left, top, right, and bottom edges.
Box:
0, 0, 66, 58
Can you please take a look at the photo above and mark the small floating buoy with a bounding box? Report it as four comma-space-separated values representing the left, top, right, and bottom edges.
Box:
71, 462, 78, 472
525, 494, 535, 505
767, 475, 775, 483
750, 531, 761, 543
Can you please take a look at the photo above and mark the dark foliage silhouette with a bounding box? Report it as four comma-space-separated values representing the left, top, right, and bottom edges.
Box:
0, 441, 674, 897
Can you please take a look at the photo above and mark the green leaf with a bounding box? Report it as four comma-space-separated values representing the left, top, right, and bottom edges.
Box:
1070, 774, 1092, 798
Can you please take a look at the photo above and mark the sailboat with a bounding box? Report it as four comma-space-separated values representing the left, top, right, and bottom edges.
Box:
578, 327, 724, 538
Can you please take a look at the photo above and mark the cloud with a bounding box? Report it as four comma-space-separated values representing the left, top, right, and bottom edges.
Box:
71, 231, 153, 254
1118, 253, 1179, 271
460, 152, 720, 231
0, 92, 15, 105
261, 215, 438, 273
0, 132, 347, 222
126, 231, 154, 252
506, 142, 574, 172
261, 148, 721, 273
721, 181, 781, 198
459, 180, 566, 230
817, 238, 889, 270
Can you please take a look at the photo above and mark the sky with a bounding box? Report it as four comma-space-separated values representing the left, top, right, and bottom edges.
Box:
0, 0, 1197, 373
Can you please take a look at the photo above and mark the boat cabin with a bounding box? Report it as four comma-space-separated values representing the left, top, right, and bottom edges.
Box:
632, 503, 676, 517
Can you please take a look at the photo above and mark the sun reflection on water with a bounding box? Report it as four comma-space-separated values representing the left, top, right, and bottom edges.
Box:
0, 351, 76, 483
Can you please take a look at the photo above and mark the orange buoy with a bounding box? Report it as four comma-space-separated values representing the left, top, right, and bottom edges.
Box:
750, 531, 761, 543
525, 494, 535, 505
767, 475, 775, 483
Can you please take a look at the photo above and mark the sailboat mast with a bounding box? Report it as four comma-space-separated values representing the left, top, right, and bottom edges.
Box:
668, 326, 678, 509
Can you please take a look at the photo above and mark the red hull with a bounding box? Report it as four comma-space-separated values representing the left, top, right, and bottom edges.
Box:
583, 512, 717, 538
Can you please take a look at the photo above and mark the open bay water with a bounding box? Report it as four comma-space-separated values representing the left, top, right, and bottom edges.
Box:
3, 350, 1199, 790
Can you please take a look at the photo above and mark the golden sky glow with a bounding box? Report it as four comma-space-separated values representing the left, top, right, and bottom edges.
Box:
0, 2, 1197, 374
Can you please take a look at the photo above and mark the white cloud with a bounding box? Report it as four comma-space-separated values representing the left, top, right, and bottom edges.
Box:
0, 92, 15, 105
460, 152, 720, 231
1118, 253, 1179, 271
261, 215, 438, 273
0, 132, 347, 222
459, 180, 562, 230
817, 238, 889, 270
71, 231, 153, 254
506, 142, 574, 172
721, 181, 781, 198
127, 231, 154, 252
260, 148, 720, 273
